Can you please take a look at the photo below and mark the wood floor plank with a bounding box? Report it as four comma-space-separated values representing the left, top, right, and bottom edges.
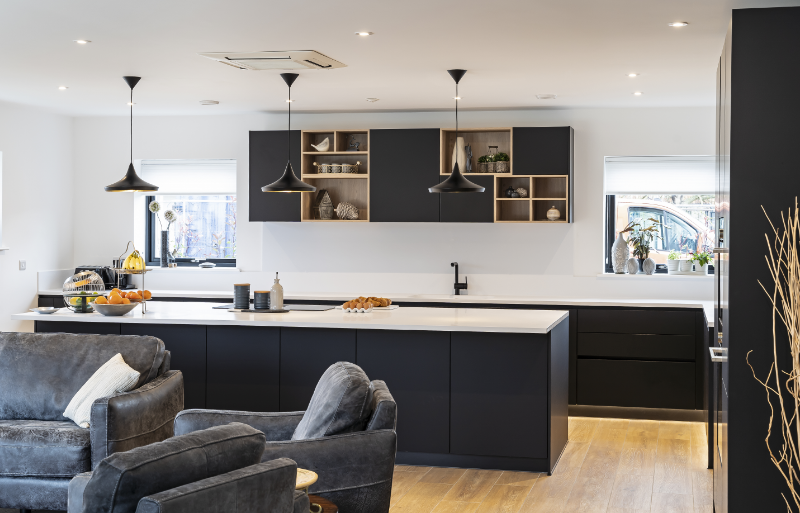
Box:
478, 484, 531, 513
617, 436, 657, 476
691, 471, 713, 513
521, 465, 580, 513
432, 501, 482, 513
405, 466, 435, 474
442, 469, 503, 503
392, 469, 429, 505
689, 423, 707, 448
650, 492, 693, 513
688, 443, 707, 471
626, 420, 660, 440
593, 419, 630, 445
563, 476, 614, 512
578, 440, 625, 480
555, 442, 591, 474
496, 471, 541, 489
652, 439, 692, 495
420, 467, 467, 485
607, 474, 653, 511
570, 418, 600, 443
391, 482, 452, 513
657, 422, 692, 442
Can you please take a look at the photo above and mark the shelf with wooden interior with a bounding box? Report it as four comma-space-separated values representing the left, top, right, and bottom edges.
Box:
302, 151, 369, 155
493, 174, 570, 222
300, 176, 370, 223
440, 128, 512, 175
301, 174, 368, 179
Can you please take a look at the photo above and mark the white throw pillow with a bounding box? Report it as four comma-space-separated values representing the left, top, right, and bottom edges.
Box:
63, 353, 141, 428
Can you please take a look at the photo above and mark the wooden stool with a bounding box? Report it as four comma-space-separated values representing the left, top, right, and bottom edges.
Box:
308, 495, 338, 513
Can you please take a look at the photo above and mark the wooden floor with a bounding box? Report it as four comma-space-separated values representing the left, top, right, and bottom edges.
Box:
390, 417, 712, 513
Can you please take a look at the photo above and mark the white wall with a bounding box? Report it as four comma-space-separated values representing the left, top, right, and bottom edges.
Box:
0, 100, 73, 331
72, 106, 715, 300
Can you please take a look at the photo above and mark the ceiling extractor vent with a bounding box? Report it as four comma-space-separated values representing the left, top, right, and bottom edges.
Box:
199, 51, 346, 71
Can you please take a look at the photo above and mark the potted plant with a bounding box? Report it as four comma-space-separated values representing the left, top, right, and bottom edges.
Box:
620, 219, 662, 273
494, 152, 510, 173
477, 155, 491, 173
667, 250, 680, 273
690, 251, 713, 275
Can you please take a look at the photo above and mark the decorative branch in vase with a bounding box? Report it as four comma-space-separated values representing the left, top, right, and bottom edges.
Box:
748, 199, 800, 511
149, 201, 178, 268
620, 218, 662, 274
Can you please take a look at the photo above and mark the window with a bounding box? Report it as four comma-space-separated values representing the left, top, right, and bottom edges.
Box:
141, 159, 237, 267
604, 156, 715, 273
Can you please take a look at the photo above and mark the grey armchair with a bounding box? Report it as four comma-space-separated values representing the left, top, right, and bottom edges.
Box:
67, 423, 307, 513
175, 363, 398, 513
0, 332, 184, 511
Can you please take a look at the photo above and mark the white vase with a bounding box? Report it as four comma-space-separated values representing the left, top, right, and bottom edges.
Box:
667, 260, 679, 273
626, 258, 639, 275
694, 263, 708, 275
451, 137, 466, 173
643, 257, 656, 275
679, 260, 693, 272
612, 235, 629, 274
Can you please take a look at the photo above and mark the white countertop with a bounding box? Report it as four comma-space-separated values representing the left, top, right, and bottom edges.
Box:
15, 303, 569, 335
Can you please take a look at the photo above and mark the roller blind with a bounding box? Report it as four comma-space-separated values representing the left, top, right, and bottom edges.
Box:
604, 156, 715, 195
139, 159, 236, 195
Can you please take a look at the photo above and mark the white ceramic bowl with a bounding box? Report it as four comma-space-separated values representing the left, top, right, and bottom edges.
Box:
30, 307, 61, 314
92, 303, 139, 316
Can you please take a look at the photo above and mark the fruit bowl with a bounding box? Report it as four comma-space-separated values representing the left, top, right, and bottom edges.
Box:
92, 303, 139, 317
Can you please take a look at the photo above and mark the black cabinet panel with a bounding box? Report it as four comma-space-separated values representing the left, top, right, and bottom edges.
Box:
578, 333, 695, 361
249, 130, 301, 222
35, 321, 121, 335
371, 129, 440, 222
122, 324, 207, 409
280, 328, 356, 412
357, 330, 450, 454
451, 332, 548, 459
577, 359, 696, 409
207, 326, 280, 412
578, 309, 695, 335
439, 175, 495, 223
512, 127, 573, 175
37, 297, 55, 308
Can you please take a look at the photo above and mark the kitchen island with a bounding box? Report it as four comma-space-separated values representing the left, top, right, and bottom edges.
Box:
13, 304, 569, 473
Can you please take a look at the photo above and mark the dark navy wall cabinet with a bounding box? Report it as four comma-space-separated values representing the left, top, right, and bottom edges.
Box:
439, 175, 495, 223
249, 130, 302, 222
512, 127, 573, 176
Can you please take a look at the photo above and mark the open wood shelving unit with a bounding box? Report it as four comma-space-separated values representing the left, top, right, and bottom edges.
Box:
440, 128, 513, 176
494, 175, 570, 223
300, 130, 370, 222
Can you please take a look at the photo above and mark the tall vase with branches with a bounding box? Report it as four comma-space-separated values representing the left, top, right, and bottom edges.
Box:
620, 218, 662, 272
149, 201, 178, 267
748, 199, 800, 511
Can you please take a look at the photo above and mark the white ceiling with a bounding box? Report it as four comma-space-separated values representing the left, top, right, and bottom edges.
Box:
0, 0, 797, 116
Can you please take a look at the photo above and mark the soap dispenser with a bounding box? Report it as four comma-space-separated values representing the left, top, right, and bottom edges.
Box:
270, 272, 284, 310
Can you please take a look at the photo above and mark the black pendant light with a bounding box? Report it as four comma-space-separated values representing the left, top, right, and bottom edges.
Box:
429, 69, 485, 193
105, 76, 159, 192
262, 73, 316, 193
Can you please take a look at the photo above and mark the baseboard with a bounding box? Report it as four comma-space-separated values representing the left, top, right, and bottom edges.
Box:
569, 404, 706, 422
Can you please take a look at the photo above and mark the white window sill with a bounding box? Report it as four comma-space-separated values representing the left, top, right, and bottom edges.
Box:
597, 273, 713, 281
145, 267, 241, 273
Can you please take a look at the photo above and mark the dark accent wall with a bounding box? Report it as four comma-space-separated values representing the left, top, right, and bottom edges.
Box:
728, 7, 800, 512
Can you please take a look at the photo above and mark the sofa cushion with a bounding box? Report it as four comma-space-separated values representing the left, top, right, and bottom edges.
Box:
0, 420, 90, 478
64, 353, 140, 428
292, 362, 374, 440
81, 423, 265, 513
0, 332, 165, 421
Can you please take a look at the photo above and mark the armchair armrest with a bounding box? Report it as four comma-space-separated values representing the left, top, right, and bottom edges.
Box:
175, 409, 304, 441
90, 370, 184, 469
135, 458, 299, 513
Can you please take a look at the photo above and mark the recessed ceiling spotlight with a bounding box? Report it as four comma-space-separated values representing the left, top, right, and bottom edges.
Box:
628, 73, 639, 77
453, 96, 462, 100
58, 86, 68, 90
536, 94, 557, 100
355, 31, 374, 36
668, 22, 689, 27
633, 91, 643, 96
200, 100, 219, 105
127, 102, 136, 106
285, 99, 294, 103
366, 98, 379, 102
74, 39, 91, 44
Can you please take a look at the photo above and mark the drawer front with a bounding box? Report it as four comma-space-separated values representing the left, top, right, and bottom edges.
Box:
577, 359, 696, 409
578, 309, 695, 335
577, 333, 695, 360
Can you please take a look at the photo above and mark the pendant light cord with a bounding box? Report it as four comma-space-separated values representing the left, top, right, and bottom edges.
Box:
130, 88, 133, 164
287, 84, 291, 160
455, 83, 458, 140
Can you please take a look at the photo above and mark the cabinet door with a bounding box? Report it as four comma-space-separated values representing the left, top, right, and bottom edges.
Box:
207, 326, 280, 412
249, 130, 302, 222
122, 324, 207, 409
357, 330, 450, 454
280, 328, 356, 412
370, 129, 440, 222
512, 127, 573, 175
439, 175, 495, 223
35, 321, 121, 335
451, 332, 549, 459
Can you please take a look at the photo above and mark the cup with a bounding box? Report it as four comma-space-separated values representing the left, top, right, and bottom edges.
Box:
233, 283, 250, 310
254, 291, 270, 310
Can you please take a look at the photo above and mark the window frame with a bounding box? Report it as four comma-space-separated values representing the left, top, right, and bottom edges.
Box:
144, 195, 237, 268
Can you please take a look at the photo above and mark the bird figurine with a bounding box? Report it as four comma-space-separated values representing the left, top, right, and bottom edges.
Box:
347, 135, 360, 152
310, 137, 330, 152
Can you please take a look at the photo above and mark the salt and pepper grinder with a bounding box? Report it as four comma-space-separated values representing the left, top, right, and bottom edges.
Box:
270, 272, 284, 310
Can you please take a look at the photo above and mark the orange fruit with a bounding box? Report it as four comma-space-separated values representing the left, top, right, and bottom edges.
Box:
119, 291, 128, 298
127, 292, 141, 300
137, 290, 143, 297
121, 298, 131, 304
95, 296, 108, 305
108, 295, 123, 305
110, 288, 121, 296
109, 291, 121, 298
143, 290, 152, 300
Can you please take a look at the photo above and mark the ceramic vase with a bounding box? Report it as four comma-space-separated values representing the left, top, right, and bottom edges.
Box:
547, 206, 561, 221
643, 257, 656, 275
626, 258, 640, 275
612, 235, 629, 274
667, 260, 679, 273
451, 137, 466, 173
160, 231, 169, 268
694, 263, 708, 275
679, 259, 693, 272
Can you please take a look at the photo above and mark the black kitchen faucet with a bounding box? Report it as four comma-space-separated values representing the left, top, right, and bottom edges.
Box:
451, 262, 468, 295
